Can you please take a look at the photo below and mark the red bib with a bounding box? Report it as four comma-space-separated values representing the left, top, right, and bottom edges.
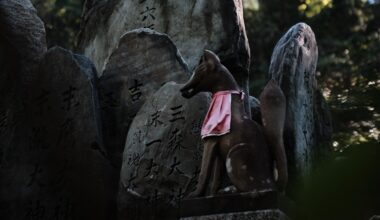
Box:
201, 90, 244, 139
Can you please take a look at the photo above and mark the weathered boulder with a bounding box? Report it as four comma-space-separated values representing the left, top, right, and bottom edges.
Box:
78, 0, 251, 109
0, 37, 18, 113
0, 0, 47, 132
98, 29, 190, 168
268, 23, 332, 181
118, 82, 210, 219
0, 0, 47, 85
0, 47, 117, 220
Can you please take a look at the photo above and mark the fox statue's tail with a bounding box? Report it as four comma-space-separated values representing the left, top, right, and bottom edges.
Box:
259, 79, 288, 192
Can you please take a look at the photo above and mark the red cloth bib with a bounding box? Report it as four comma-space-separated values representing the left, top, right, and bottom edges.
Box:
201, 90, 244, 139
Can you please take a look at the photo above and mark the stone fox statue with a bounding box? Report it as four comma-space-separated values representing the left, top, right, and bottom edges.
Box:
180, 50, 287, 197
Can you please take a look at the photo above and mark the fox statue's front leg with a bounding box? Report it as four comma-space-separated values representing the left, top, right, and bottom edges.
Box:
210, 155, 223, 195
188, 138, 218, 198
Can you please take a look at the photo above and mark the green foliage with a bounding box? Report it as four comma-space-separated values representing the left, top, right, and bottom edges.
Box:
298, 0, 333, 18
244, 0, 380, 152
32, 0, 84, 49
308, 1, 380, 150
296, 141, 380, 220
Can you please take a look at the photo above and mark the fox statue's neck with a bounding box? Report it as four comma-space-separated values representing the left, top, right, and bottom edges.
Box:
210, 68, 249, 120
210, 67, 240, 94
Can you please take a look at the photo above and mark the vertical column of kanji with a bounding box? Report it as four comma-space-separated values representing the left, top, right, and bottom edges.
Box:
138, 0, 156, 30
119, 82, 210, 219
98, 30, 189, 170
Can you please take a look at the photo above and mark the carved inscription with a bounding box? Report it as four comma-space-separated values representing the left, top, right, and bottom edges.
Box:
119, 82, 210, 211
139, 1, 156, 29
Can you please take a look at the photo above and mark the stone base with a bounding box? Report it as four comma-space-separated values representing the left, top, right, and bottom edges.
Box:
181, 209, 290, 220
116, 190, 295, 219
178, 190, 295, 220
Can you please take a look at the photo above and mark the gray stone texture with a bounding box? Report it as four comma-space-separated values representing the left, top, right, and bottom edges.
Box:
98, 29, 189, 168
0, 0, 47, 85
268, 23, 332, 179
0, 47, 117, 220
181, 209, 290, 220
78, 0, 251, 111
118, 82, 210, 219
0, 0, 47, 138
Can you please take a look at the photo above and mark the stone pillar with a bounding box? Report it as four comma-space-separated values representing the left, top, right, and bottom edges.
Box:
268, 23, 332, 182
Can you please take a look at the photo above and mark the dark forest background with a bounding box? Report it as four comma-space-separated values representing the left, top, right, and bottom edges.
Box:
30, 0, 380, 218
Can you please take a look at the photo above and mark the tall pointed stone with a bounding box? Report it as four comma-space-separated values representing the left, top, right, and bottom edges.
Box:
268, 23, 332, 182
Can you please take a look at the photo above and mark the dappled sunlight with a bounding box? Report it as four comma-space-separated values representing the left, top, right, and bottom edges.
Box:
243, 0, 259, 11
298, 0, 333, 17
31, 0, 83, 49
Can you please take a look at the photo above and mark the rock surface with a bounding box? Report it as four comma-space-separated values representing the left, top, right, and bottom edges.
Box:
181, 209, 290, 220
250, 96, 262, 124
0, 0, 47, 129
0, 47, 117, 220
0, 0, 47, 85
268, 23, 332, 180
118, 82, 210, 219
98, 29, 189, 168
78, 0, 251, 109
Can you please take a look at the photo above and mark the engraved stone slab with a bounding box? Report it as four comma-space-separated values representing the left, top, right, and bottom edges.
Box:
0, 47, 116, 220
118, 82, 210, 218
268, 23, 332, 179
98, 29, 189, 168
78, 0, 250, 97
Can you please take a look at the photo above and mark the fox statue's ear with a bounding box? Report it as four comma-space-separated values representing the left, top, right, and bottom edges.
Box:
203, 50, 220, 71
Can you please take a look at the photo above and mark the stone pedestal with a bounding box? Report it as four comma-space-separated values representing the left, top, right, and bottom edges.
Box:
179, 190, 293, 220
181, 209, 289, 220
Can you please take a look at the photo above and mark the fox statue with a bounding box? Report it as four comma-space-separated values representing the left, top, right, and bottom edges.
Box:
180, 50, 287, 197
